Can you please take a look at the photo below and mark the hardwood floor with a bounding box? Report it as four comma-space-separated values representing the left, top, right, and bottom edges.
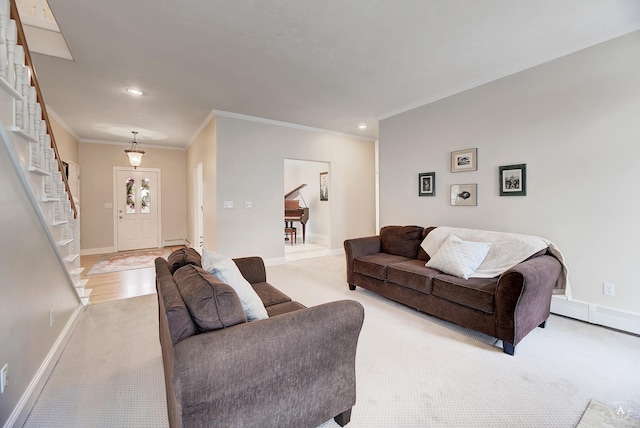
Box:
80, 246, 184, 305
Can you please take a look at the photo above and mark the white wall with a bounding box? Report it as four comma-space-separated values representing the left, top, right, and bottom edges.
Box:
284, 159, 330, 240
211, 114, 376, 260
378, 31, 640, 313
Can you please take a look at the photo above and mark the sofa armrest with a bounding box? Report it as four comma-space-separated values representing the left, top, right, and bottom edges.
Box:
344, 236, 382, 285
495, 255, 562, 348
173, 300, 365, 428
233, 256, 267, 284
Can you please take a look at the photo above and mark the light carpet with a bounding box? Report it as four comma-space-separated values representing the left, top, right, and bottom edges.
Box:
86, 250, 165, 275
25, 255, 640, 427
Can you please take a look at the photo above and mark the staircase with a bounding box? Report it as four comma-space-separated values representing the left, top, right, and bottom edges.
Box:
0, 0, 91, 305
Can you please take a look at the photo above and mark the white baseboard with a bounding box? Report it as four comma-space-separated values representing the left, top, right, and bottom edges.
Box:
163, 238, 186, 247
6, 305, 84, 428
80, 246, 115, 256
329, 248, 345, 257
551, 295, 640, 335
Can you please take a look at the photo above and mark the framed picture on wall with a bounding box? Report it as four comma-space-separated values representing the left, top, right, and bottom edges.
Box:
499, 164, 526, 196
451, 148, 478, 173
418, 172, 435, 196
320, 171, 329, 201
450, 184, 477, 206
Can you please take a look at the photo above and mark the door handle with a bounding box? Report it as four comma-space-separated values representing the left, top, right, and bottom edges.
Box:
119, 216, 123, 219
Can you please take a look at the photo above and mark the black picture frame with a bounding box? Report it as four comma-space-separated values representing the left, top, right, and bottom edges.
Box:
418, 172, 435, 196
499, 164, 526, 196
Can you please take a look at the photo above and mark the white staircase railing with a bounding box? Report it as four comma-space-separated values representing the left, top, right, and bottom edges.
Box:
0, 0, 90, 305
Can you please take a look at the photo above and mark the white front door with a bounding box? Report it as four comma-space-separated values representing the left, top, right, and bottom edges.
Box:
115, 169, 160, 251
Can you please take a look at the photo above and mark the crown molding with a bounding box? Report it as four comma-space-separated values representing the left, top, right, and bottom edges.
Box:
79, 138, 184, 150
213, 110, 376, 142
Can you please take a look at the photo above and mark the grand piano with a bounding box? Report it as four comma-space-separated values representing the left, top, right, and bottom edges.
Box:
284, 184, 310, 243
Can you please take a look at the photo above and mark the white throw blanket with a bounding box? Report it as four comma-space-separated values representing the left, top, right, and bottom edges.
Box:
421, 227, 571, 297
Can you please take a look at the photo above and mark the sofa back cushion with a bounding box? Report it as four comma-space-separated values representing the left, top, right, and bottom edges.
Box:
167, 247, 202, 274
155, 258, 199, 345
417, 227, 437, 261
174, 265, 247, 332
380, 225, 425, 258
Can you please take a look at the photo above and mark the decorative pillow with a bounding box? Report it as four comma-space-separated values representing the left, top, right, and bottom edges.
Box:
209, 258, 269, 321
380, 225, 425, 258
201, 248, 228, 272
426, 234, 491, 279
173, 265, 247, 332
167, 247, 202, 274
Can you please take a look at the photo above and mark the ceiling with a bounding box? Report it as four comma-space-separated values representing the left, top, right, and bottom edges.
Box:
24, 0, 640, 148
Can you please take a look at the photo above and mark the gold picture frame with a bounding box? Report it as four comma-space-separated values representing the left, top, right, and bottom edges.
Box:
451, 148, 478, 173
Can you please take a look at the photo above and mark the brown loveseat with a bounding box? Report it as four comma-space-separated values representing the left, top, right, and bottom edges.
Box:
155, 248, 365, 428
344, 226, 563, 355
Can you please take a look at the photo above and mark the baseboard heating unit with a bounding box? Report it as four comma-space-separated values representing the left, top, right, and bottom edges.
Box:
551, 295, 640, 335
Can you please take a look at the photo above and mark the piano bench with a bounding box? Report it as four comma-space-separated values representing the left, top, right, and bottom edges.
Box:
285, 227, 297, 245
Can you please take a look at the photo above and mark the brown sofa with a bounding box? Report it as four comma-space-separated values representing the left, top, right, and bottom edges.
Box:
344, 226, 562, 355
155, 248, 365, 428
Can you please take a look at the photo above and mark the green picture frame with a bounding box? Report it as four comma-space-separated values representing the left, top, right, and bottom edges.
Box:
499, 164, 526, 196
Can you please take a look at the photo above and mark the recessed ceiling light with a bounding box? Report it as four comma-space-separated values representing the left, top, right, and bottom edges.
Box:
126, 88, 143, 96
358, 123, 367, 130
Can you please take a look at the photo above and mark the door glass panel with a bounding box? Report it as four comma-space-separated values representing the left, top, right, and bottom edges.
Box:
141, 178, 150, 214
126, 177, 135, 213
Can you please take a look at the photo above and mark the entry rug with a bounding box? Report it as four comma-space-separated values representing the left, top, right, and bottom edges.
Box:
86, 249, 165, 275
577, 400, 640, 428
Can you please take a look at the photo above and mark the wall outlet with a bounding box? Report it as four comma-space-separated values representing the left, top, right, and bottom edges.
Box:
1, 364, 7, 394
603, 282, 615, 297
244, 201, 252, 208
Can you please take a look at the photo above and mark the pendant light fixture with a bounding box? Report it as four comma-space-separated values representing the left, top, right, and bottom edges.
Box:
124, 131, 145, 169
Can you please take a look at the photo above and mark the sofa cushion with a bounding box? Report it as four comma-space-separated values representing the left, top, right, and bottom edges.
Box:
387, 259, 440, 294
265, 301, 307, 317
174, 265, 247, 332
432, 275, 499, 314
354, 253, 412, 280
251, 282, 292, 307
426, 234, 491, 279
155, 258, 198, 344
167, 247, 202, 274
380, 225, 424, 258
209, 258, 269, 321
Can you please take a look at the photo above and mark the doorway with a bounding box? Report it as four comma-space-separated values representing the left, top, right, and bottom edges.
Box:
114, 168, 161, 251
284, 159, 330, 261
